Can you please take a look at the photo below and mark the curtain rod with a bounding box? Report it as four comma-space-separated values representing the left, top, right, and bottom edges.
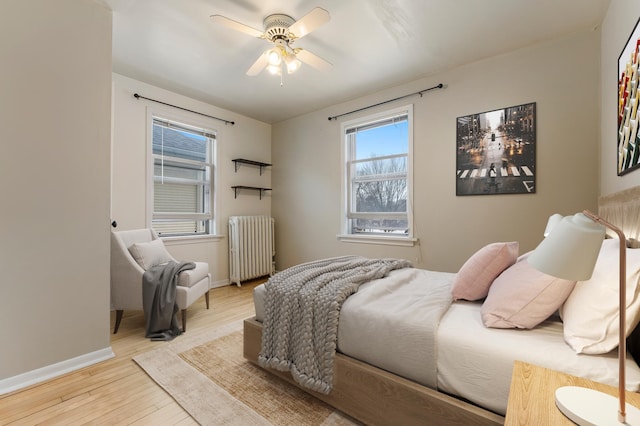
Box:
133, 93, 235, 126
327, 83, 445, 121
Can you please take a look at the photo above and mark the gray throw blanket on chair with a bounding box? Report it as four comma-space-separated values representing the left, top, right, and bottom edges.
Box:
258, 256, 412, 394
143, 261, 195, 341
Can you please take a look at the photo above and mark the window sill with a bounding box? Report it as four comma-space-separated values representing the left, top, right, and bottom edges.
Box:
160, 234, 224, 245
336, 234, 418, 247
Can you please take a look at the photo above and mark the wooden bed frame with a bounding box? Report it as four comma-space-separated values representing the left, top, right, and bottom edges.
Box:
243, 317, 503, 426
242, 186, 640, 425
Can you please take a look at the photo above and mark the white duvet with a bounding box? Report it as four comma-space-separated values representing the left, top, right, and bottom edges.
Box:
337, 268, 452, 389
253, 267, 640, 416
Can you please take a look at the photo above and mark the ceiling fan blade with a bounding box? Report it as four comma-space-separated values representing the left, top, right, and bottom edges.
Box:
295, 48, 332, 72
210, 15, 264, 38
246, 51, 269, 76
287, 7, 330, 39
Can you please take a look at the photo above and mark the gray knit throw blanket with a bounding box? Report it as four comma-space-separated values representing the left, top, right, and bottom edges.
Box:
258, 256, 412, 394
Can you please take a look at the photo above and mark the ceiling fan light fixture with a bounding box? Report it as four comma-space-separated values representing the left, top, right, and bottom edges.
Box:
267, 64, 281, 75
267, 48, 281, 66
285, 56, 301, 74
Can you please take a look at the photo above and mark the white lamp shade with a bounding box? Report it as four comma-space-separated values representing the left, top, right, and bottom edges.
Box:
267, 64, 281, 75
528, 213, 606, 281
285, 56, 301, 74
267, 49, 282, 66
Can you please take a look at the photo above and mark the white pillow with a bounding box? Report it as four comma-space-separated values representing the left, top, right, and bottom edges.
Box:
560, 238, 640, 354
129, 239, 173, 270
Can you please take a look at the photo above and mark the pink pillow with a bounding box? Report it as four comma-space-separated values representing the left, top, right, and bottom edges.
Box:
451, 242, 519, 301
481, 252, 576, 329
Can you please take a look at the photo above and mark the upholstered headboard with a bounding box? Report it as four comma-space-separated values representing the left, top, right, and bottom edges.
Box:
597, 186, 640, 365
598, 186, 640, 248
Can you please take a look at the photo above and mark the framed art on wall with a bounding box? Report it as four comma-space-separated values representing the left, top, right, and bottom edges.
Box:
618, 17, 640, 176
456, 102, 536, 196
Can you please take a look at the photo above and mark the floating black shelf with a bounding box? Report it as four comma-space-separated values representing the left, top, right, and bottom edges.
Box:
232, 158, 271, 175
231, 185, 272, 200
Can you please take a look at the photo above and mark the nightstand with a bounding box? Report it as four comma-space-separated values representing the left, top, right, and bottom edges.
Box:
505, 361, 640, 425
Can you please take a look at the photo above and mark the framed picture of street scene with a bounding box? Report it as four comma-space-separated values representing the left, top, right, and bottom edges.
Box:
456, 102, 536, 196
617, 16, 640, 176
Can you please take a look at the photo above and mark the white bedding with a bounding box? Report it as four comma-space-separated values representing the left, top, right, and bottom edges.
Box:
337, 268, 452, 388
252, 268, 640, 416
438, 301, 640, 415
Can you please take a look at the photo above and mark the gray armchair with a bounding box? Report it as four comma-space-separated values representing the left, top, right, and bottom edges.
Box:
110, 228, 211, 333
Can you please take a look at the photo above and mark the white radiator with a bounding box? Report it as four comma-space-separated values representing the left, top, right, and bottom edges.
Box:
229, 215, 275, 287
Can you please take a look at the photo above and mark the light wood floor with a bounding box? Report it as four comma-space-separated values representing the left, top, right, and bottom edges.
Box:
0, 279, 264, 425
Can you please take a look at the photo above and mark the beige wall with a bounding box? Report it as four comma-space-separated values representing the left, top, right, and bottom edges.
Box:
273, 29, 601, 273
0, 0, 112, 387
111, 74, 272, 286
600, 0, 640, 195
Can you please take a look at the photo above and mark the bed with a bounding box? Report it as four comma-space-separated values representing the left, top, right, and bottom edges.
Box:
243, 186, 640, 425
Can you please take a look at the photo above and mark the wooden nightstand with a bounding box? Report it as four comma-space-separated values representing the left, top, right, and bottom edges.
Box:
505, 361, 640, 425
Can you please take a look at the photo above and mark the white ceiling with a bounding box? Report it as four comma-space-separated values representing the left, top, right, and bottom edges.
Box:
106, 0, 610, 124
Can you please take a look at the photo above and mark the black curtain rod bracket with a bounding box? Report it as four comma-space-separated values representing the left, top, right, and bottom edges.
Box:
328, 83, 445, 121
133, 93, 235, 126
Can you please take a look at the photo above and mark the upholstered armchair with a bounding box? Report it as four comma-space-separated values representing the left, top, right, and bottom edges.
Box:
110, 228, 211, 333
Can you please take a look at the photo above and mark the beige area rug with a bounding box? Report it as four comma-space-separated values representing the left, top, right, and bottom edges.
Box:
133, 321, 358, 425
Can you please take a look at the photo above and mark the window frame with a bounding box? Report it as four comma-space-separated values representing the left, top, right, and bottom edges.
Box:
145, 107, 220, 240
338, 104, 417, 246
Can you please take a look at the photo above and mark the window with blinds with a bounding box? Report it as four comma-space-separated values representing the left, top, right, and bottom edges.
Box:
342, 105, 413, 238
151, 117, 215, 236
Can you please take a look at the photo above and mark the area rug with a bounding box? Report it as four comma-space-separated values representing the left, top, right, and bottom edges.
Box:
133, 320, 358, 425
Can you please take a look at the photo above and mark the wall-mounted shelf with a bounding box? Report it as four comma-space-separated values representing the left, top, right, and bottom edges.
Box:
231, 185, 272, 200
232, 158, 271, 175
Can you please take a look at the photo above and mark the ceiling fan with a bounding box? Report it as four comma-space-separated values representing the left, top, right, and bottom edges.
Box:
211, 7, 332, 77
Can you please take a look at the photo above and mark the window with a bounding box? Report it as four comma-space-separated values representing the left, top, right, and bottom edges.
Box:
341, 105, 414, 244
150, 117, 215, 237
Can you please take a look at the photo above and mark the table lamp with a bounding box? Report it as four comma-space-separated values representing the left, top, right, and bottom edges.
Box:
528, 210, 640, 425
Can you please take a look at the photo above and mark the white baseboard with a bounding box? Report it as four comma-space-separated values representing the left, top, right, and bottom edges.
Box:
0, 347, 115, 396
211, 278, 230, 288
